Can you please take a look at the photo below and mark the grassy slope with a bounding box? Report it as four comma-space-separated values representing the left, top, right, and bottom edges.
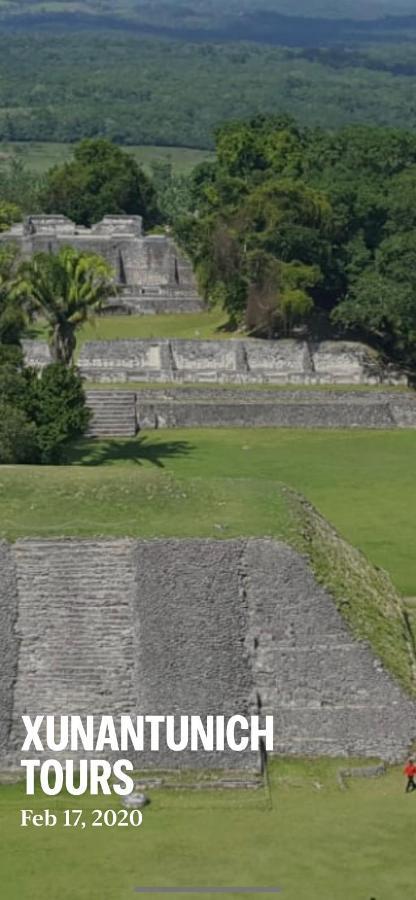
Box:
0, 142, 214, 175
1, 760, 415, 900
288, 488, 415, 693
1, 428, 416, 594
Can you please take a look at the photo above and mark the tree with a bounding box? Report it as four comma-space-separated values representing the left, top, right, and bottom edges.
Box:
150, 160, 193, 224
39, 138, 160, 228
182, 168, 332, 329
333, 232, 416, 365
0, 158, 40, 214
0, 403, 37, 464
25, 364, 91, 464
246, 252, 318, 337
0, 354, 91, 464
0, 244, 26, 347
0, 201, 21, 233
19, 247, 114, 365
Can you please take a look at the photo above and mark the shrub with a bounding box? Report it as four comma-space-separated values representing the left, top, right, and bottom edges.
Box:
0, 403, 37, 464
27, 364, 91, 464
0, 361, 90, 464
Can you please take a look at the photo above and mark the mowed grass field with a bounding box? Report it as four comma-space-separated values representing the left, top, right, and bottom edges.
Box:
31, 311, 232, 345
1, 428, 416, 593
1, 408, 416, 897
0, 141, 214, 175
1, 760, 415, 900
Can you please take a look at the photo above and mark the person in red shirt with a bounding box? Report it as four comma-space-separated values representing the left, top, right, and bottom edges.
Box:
403, 758, 416, 793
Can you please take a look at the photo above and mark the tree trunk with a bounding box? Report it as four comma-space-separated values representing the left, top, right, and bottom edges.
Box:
49, 323, 76, 366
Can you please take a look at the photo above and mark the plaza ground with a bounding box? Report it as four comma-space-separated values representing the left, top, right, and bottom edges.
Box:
1, 759, 415, 900
30, 311, 232, 345
2, 421, 416, 898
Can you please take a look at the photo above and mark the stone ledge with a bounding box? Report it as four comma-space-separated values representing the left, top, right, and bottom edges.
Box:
82, 388, 416, 433
22, 337, 406, 385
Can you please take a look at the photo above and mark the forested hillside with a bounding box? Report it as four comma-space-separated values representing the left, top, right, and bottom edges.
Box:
1, 0, 416, 147
3, 34, 416, 147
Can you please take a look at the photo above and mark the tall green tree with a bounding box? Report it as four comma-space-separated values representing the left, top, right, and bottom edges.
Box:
0, 201, 21, 233
19, 247, 114, 365
40, 139, 160, 228
334, 233, 416, 364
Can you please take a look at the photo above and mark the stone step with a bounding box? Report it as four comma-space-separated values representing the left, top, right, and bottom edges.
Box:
85, 390, 137, 437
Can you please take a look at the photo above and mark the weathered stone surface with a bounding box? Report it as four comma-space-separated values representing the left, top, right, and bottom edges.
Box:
9, 539, 138, 759
76, 338, 406, 385
85, 390, 137, 437
81, 387, 416, 434
137, 398, 397, 430
0, 542, 19, 760
312, 341, 379, 383
241, 540, 416, 761
1, 216, 203, 315
23, 336, 407, 386
122, 792, 150, 809
22, 339, 52, 368
132, 540, 255, 769
1, 538, 415, 768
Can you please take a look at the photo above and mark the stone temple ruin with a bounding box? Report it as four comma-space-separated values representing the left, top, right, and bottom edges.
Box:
1, 535, 415, 770
0, 215, 203, 314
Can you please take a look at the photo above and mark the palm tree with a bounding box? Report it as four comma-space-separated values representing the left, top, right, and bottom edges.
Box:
19, 246, 114, 365
0, 244, 26, 349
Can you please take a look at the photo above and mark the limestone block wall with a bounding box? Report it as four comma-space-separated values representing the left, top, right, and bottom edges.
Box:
0, 542, 19, 759
132, 541, 255, 769
83, 388, 416, 435
75, 339, 406, 385
22, 337, 407, 386
241, 542, 416, 759
1, 538, 415, 768
136, 390, 415, 430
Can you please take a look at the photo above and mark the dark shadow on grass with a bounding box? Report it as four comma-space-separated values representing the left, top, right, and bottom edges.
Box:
215, 316, 239, 334
65, 435, 194, 468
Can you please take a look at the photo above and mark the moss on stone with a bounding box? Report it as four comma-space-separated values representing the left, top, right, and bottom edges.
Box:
286, 486, 416, 696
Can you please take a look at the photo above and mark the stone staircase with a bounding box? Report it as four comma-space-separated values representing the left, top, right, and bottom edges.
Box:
85, 390, 137, 437
10, 539, 138, 755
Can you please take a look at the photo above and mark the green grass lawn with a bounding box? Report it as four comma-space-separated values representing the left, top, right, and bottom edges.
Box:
29, 310, 234, 346
0, 141, 214, 175
1, 759, 414, 900
79, 311, 231, 343
1, 428, 416, 594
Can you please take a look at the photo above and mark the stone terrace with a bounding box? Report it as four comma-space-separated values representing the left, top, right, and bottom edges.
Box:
84, 387, 416, 434
23, 337, 407, 385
